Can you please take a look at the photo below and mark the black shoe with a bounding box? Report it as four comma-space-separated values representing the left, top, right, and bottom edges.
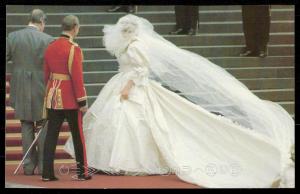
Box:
169, 28, 186, 35
188, 28, 197, 35
74, 175, 92, 181
41, 176, 59, 181
107, 6, 123, 12
259, 49, 268, 58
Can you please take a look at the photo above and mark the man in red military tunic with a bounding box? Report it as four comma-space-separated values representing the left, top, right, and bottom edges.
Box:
42, 15, 91, 181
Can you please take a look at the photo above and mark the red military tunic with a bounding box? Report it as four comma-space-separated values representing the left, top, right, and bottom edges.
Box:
43, 34, 87, 111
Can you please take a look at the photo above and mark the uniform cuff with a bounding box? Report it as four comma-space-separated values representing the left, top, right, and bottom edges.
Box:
78, 99, 87, 108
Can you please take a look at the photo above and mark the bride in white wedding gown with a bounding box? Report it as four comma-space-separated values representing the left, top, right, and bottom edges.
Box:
64, 14, 294, 188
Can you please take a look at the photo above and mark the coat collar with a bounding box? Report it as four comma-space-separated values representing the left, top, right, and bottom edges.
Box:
60, 33, 74, 42
27, 24, 39, 31
60, 33, 71, 39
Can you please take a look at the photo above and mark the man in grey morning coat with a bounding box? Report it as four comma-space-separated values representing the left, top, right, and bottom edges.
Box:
6, 9, 54, 175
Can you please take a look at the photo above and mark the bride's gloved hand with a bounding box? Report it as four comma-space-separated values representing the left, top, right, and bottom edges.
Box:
120, 80, 135, 101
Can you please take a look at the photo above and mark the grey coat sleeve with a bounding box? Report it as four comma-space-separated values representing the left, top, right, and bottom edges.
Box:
6, 35, 12, 62
47, 35, 55, 45
6, 34, 13, 73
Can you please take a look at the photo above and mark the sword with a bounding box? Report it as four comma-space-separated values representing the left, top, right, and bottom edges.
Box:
13, 120, 48, 175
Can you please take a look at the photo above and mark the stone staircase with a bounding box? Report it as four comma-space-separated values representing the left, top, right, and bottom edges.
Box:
6, 5, 294, 165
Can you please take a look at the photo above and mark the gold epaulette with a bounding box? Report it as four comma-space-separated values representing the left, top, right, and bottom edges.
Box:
68, 44, 75, 75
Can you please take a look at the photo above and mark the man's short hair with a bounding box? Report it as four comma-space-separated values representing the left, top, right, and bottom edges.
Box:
62, 15, 80, 31
29, 9, 47, 24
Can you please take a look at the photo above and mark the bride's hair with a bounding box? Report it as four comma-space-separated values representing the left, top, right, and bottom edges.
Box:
103, 14, 141, 57
117, 14, 140, 38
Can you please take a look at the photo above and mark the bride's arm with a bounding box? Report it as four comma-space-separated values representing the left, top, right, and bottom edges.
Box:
120, 41, 150, 100
120, 80, 134, 100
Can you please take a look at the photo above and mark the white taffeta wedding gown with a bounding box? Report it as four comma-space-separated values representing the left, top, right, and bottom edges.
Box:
64, 39, 294, 188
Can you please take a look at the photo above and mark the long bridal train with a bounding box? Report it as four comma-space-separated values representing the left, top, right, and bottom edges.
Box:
64, 14, 294, 188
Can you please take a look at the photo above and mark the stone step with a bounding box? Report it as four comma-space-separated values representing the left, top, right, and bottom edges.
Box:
6, 8, 294, 25
5, 67, 294, 96
6, 63, 294, 81
5, 107, 14, 120
6, 56, 295, 74
84, 78, 294, 96
81, 67, 294, 84
6, 145, 64, 152
201, 56, 294, 67
247, 89, 294, 102
81, 45, 294, 60
239, 78, 294, 90
198, 101, 294, 116
72, 33, 294, 48
5, 47, 295, 73
5, 118, 70, 132
221, 66, 294, 79
5, 147, 71, 160
5, 131, 70, 147
6, 21, 294, 36
6, 5, 294, 13
81, 56, 295, 72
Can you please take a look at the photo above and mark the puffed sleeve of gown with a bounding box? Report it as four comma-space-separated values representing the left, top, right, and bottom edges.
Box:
125, 40, 150, 87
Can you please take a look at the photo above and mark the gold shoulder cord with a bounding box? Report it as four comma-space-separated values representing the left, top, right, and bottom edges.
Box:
68, 45, 75, 75
68, 43, 87, 104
